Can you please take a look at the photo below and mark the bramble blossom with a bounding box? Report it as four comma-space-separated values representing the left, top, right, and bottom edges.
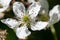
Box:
1, 0, 60, 39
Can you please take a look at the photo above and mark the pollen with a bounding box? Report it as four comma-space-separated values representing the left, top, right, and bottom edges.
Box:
22, 15, 30, 22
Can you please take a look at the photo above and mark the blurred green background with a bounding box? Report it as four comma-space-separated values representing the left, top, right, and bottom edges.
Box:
0, 0, 60, 40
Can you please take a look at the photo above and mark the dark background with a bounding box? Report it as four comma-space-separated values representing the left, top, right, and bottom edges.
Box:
0, 0, 60, 40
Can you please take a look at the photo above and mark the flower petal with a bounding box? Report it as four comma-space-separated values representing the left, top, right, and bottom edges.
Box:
49, 5, 60, 26
39, 0, 49, 12
28, 0, 35, 3
28, 2, 41, 19
0, 0, 11, 12
16, 25, 31, 39
31, 21, 48, 31
1, 18, 20, 29
28, 0, 49, 12
13, 2, 25, 19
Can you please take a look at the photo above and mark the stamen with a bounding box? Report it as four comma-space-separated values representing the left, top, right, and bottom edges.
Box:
22, 15, 30, 22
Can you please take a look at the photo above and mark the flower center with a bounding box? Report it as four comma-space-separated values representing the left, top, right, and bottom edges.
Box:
22, 15, 31, 28
22, 15, 30, 22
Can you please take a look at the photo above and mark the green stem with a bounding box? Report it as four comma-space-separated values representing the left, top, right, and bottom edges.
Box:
50, 25, 57, 40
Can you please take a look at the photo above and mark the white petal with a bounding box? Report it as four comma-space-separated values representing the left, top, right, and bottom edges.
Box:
28, 0, 49, 12
28, 2, 41, 19
31, 21, 48, 31
16, 25, 31, 39
13, 2, 25, 19
49, 5, 60, 17
49, 5, 60, 25
1, 18, 20, 29
39, 0, 49, 12
28, 0, 35, 3
0, 0, 11, 12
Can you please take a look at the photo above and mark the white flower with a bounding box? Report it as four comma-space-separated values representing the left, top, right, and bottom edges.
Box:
1, 1, 60, 39
48, 5, 60, 27
0, 0, 11, 12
